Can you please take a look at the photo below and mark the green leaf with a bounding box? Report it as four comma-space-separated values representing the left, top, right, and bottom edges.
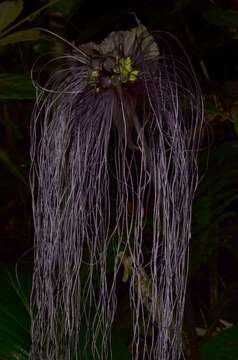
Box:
51, 0, 84, 17
231, 110, 238, 137
170, 0, 190, 13
221, 81, 238, 107
191, 142, 238, 271
0, 267, 31, 359
111, 335, 131, 360
0, 147, 25, 182
0, 0, 23, 33
0, 73, 35, 100
201, 325, 238, 359
0, 28, 43, 47
204, 8, 238, 27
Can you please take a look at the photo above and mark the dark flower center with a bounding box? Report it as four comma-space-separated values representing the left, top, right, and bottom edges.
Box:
88, 56, 139, 93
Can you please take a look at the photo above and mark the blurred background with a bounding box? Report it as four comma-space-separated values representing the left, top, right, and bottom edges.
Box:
0, 0, 238, 359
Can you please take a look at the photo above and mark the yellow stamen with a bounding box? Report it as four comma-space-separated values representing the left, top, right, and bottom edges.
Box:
116, 57, 139, 84
89, 69, 100, 81
128, 70, 139, 82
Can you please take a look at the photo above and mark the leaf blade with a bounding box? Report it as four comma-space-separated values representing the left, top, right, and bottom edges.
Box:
0, 147, 25, 182
0, 73, 35, 100
0, 0, 23, 33
0, 28, 43, 47
204, 7, 238, 27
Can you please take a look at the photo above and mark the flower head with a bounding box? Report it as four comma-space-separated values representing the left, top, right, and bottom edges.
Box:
83, 24, 159, 92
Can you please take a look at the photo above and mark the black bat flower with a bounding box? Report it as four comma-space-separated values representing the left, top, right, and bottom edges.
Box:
30, 23, 203, 360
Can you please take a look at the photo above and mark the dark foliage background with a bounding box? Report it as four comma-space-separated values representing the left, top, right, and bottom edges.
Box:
0, 0, 238, 359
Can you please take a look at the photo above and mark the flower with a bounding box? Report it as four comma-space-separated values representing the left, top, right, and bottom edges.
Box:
30, 22, 203, 360
82, 24, 159, 92
74, 24, 160, 149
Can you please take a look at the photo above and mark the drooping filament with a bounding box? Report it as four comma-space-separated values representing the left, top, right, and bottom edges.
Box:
30, 25, 203, 360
